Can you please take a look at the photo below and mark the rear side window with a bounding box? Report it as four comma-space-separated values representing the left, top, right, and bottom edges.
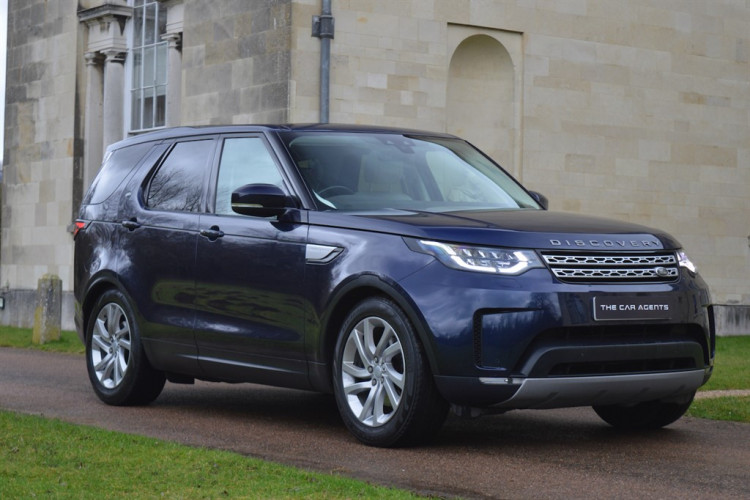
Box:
85, 142, 154, 204
146, 139, 215, 213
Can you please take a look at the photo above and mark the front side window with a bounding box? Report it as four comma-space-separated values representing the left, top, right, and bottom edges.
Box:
214, 137, 285, 215
147, 140, 214, 212
130, 0, 168, 132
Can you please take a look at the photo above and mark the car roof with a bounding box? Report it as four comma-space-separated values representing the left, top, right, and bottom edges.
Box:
106, 124, 458, 152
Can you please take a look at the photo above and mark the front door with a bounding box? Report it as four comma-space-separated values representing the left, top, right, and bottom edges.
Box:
193, 135, 310, 388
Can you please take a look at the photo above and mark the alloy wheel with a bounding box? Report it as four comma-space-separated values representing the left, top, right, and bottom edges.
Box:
340, 316, 405, 427
90, 302, 132, 389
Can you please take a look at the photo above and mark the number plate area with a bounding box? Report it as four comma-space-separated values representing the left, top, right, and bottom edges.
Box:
593, 296, 676, 321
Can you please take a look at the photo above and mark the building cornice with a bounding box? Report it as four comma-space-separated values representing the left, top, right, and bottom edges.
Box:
78, 4, 133, 25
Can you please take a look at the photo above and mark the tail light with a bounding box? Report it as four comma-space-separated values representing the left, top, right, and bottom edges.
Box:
73, 220, 88, 239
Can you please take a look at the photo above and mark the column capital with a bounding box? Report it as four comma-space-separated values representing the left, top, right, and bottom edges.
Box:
102, 50, 127, 65
160, 0, 185, 39
161, 32, 183, 51
84, 52, 104, 67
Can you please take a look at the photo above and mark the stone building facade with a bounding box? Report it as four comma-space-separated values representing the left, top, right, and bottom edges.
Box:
2, 0, 749, 332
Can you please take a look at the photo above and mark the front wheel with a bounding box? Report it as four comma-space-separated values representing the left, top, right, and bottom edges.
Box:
332, 297, 448, 447
86, 289, 166, 406
593, 392, 695, 430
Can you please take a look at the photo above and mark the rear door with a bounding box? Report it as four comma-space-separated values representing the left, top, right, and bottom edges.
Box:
194, 135, 310, 387
117, 137, 217, 374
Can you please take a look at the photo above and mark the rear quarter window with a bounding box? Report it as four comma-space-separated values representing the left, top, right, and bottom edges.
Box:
84, 142, 155, 205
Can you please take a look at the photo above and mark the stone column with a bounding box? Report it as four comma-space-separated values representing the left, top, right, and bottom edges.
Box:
102, 50, 127, 149
84, 52, 104, 190
162, 32, 182, 127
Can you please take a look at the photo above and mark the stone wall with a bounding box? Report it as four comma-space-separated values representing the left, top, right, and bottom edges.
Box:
1, 0, 81, 299
181, 0, 292, 125
714, 305, 750, 337
512, 1, 750, 308
294, 0, 749, 308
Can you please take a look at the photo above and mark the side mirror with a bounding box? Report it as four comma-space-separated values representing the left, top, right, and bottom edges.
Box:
231, 184, 293, 218
529, 191, 549, 210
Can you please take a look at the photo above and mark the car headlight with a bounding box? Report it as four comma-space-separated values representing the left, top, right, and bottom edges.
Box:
677, 250, 697, 273
412, 240, 544, 275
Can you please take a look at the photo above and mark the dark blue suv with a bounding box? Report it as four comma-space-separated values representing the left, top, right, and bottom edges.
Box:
74, 125, 714, 446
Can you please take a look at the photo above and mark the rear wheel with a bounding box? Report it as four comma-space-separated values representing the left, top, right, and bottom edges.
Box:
332, 297, 448, 447
86, 289, 165, 406
593, 392, 695, 430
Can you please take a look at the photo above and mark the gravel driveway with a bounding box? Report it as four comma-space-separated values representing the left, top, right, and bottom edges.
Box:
1, 348, 748, 499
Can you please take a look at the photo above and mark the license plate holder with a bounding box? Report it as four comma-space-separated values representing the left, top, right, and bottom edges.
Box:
593, 296, 676, 321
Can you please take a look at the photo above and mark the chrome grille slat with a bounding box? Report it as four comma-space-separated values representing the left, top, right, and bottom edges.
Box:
542, 255, 676, 266
541, 252, 679, 283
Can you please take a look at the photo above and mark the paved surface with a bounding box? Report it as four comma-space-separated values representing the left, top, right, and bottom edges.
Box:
1, 347, 749, 499
695, 389, 750, 399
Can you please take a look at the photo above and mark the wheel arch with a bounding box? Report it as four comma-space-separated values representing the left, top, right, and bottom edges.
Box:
79, 272, 129, 342
311, 274, 439, 392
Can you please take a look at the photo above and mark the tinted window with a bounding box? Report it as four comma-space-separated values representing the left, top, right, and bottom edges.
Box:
147, 139, 214, 212
85, 142, 154, 204
214, 137, 284, 215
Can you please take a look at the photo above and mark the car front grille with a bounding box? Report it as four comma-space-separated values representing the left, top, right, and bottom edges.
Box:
541, 251, 679, 283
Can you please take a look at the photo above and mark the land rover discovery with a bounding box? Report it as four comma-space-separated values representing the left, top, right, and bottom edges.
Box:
74, 125, 714, 447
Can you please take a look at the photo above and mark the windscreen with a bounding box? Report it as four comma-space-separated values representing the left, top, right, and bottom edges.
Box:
280, 132, 540, 212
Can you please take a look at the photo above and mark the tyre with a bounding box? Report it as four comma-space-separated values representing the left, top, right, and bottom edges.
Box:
593, 392, 695, 430
86, 289, 166, 406
332, 297, 449, 447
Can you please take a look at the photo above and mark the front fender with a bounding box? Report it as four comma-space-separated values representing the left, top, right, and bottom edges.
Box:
307, 272, 440, 393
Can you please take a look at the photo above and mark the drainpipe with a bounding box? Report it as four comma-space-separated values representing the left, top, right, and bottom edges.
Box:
312, 0, 334, 123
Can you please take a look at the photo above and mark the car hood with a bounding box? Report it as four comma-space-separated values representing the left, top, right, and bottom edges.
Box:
308, 209, 681, 251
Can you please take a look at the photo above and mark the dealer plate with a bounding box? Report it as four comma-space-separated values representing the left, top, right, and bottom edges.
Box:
593, 296, 676, 321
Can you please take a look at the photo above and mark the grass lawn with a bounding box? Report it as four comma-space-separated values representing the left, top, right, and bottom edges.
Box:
688, 396, 750, 423
0, 326, 84, 354
698, 336, 750, 391
0, 411, 418, 499
687, 335, 750, 422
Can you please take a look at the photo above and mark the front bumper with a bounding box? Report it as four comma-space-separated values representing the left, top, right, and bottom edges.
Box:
398, 263, 714, 409
436, 369, 707, 410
